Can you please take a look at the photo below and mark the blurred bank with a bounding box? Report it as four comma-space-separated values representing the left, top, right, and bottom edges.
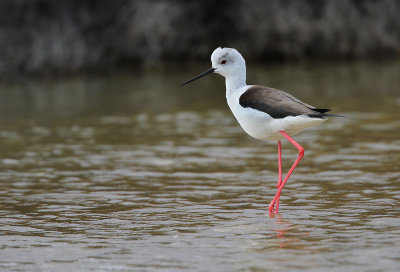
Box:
0, 0, 400, 77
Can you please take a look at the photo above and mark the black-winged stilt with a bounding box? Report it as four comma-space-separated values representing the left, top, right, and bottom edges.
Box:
182, 47, 339, 215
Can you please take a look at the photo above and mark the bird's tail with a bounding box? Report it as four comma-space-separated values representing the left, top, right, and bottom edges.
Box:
308, 113, 348, 118
323, 113, 348, 118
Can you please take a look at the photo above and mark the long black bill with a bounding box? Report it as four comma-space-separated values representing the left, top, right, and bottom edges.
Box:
181, 68, 216, 86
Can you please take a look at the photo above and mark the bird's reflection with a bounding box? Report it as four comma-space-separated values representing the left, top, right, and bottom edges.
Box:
269, 214, 309, 249
274, 215, 290, 240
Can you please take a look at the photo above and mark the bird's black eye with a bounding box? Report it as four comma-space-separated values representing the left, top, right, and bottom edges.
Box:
221, 60, 227, 64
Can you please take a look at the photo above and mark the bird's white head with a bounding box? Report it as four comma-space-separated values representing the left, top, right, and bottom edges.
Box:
211, 47, 246, 78
181, 47, 247, 88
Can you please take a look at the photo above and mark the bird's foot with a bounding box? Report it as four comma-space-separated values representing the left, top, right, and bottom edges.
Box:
268, 194, 280, 216
268, 201, 276, 216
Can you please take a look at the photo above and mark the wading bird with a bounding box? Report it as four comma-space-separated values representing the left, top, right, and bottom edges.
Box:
182, 47, 339, 215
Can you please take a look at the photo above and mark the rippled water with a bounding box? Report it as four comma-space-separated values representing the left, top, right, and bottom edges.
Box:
0, 61, 400, 271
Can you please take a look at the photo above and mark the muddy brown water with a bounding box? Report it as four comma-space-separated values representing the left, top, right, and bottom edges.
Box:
0, 61, 400, 271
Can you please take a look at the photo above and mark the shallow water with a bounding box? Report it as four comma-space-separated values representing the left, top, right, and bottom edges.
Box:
0, 61, 400, 271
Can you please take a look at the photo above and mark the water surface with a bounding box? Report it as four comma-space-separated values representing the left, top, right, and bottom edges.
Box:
0, 61, 400, 271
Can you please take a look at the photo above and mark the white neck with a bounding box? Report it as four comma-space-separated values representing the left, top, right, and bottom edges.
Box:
225, 71, 247, 92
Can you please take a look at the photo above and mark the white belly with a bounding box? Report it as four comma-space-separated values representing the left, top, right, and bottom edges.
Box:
226, 88, 326, 141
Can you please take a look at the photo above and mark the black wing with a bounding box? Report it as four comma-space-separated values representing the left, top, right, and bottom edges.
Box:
239, 85, 330, 119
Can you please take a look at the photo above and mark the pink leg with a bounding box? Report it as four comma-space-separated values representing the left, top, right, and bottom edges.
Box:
275, 141, 283, 212
268, 131, 304, 215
